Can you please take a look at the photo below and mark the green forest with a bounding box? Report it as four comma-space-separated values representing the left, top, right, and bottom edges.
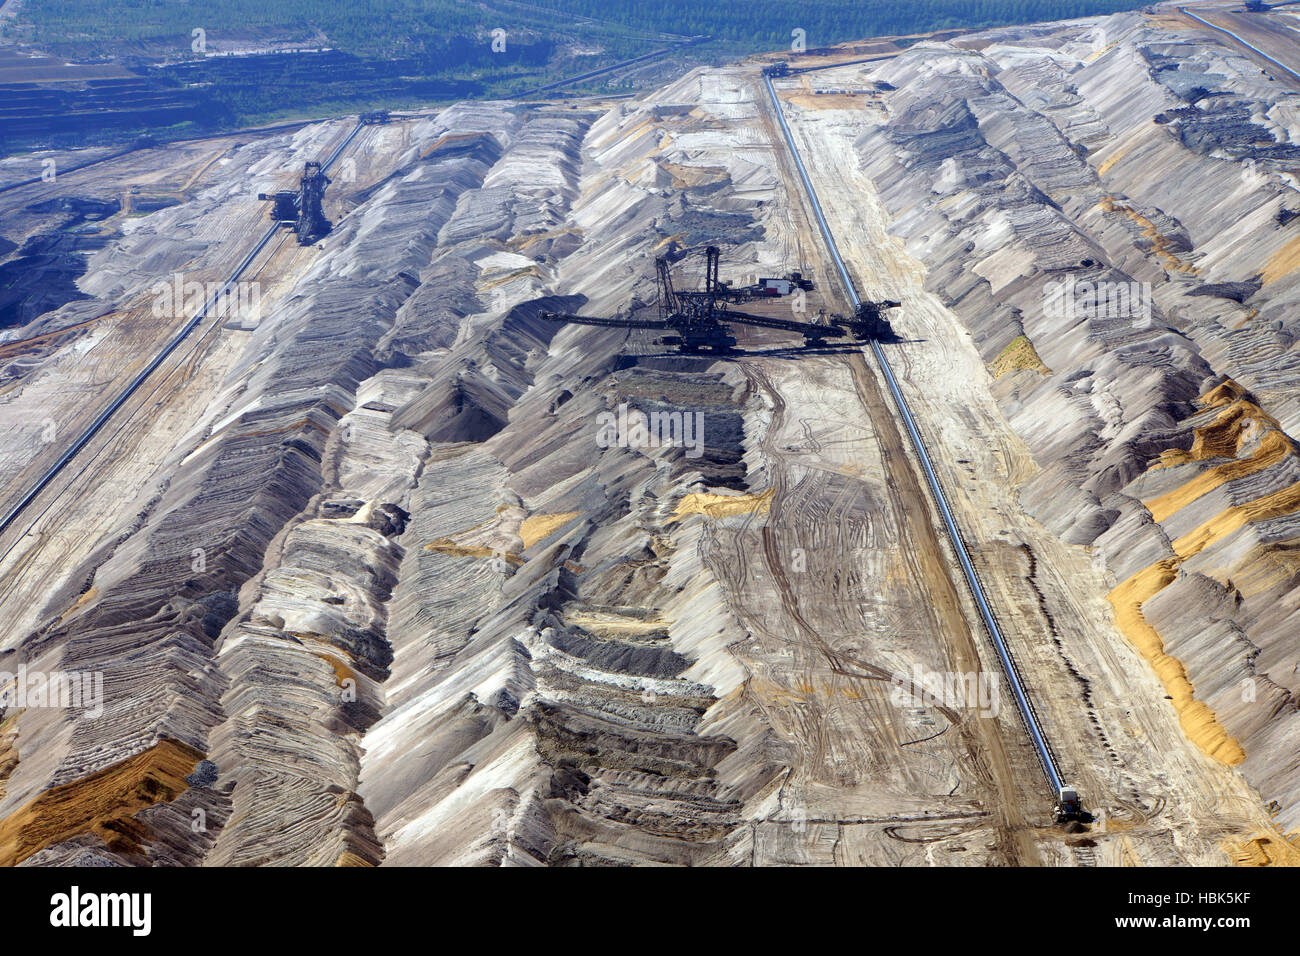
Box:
2, 0, 1150, 151
528, 0, 1152, 48
11, 0, 1150, 57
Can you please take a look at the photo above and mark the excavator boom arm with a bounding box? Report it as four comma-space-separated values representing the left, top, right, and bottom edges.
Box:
716, 308, 841, 337
541, 311, 669, 330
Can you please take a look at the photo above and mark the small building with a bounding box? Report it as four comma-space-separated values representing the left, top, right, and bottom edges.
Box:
759, 277, 794, 296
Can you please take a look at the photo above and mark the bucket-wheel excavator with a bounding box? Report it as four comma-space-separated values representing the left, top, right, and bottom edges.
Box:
542, 246, 899, 354
257, 161, 332, 246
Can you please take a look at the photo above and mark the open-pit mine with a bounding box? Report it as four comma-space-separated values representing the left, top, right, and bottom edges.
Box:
2, 1, 1300, 868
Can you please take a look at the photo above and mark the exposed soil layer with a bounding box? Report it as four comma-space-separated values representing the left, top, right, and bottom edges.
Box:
0, 4, 1296, 866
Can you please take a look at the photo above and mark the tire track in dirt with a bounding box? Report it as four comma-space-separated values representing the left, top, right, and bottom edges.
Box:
748, 75, 1046, 860
695, 355, 1032, 861
841, 350, 1043, 865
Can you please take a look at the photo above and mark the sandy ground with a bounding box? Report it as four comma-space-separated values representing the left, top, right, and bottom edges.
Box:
639, 68, 1046, 865
759, 61, 1286, 864
1178, 2, 1300, 89
0, 122, 375, 640
0, 48, 1290, 865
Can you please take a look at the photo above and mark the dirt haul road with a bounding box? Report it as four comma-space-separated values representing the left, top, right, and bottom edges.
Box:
753, 61, 1283, 864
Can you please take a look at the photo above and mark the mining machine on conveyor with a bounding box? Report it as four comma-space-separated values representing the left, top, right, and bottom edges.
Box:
839, 299, 901, 340
295, 161, 331, 244
257, 161, 332, 245
541, 246, 899, 354
541, 249, 738, 353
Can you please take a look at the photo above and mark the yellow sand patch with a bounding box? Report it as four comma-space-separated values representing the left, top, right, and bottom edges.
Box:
1202, 378, 1247, 409
744, 677, 812, 705
1117, 377, 1300, 752
479, 265, 542, 292
0, 313, 102, 364
1262, 234, 1300, 285
1096, 141, 1131, 177
1224, 831, 1300, 867
783, 92, 871, 110
315, 653, 356, 687
334, 850, 376, 866
519, 512, 580, 549
70, 586, 99, 613
0, 738, 204, 866
685, 107, 727, 129
1144, 384, 1294, 522
658, 161, 729, 189
566, 610, 670, 636
1099, 196, 1199, 275
991, 335, 1051, 378
425, 510, 578, 564
1172, 476, 1300, 561
1221, 536, 1300, 597
239, 416, 334, 440
423, 539, 523, 565
1144, 10, 1198, 30
419, 131, 491, 160
1108, 561, 1245, 766
671, 488, 774, 523
1086, 40, 1120, 64
181, 151, 227, 192
49, 586, 100, 629
1147, 429, 1292, 523
1155, 390, 1275, 464
507, 227, 582, 252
